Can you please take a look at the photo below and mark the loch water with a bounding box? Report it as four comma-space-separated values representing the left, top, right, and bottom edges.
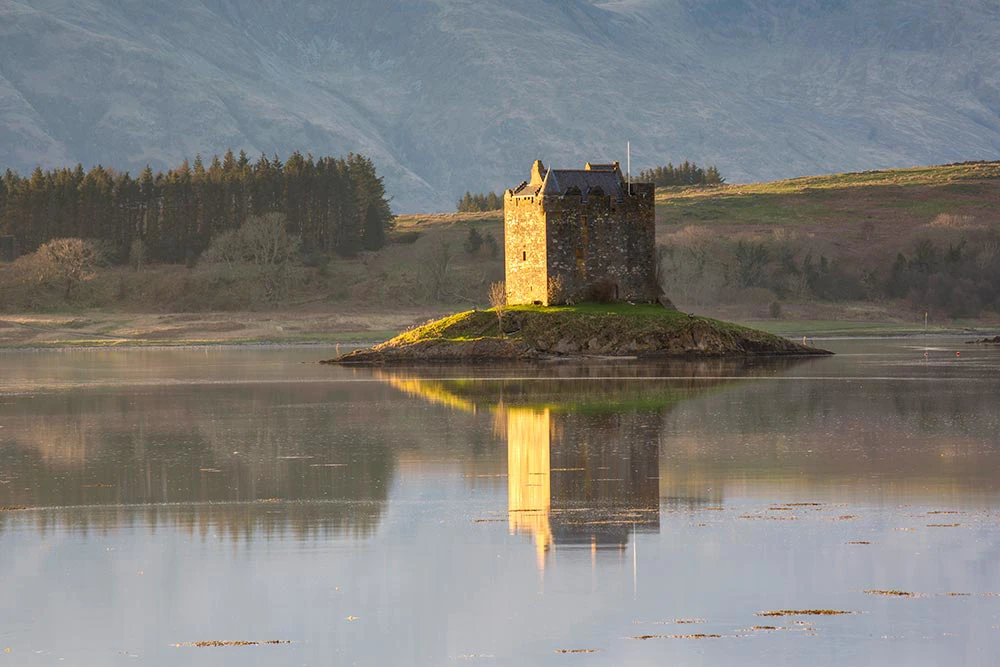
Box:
1, 338, 999, 666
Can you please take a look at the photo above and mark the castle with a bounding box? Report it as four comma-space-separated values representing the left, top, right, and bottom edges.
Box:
504, 160, 660, 306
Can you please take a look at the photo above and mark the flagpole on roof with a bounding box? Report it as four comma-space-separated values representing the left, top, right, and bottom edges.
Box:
627, 140, 631, 196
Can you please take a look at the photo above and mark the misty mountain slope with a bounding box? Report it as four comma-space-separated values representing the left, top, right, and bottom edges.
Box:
0, 0, 998, 212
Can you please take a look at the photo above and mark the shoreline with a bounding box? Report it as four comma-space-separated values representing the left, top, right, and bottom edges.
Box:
1, 310, 997, 351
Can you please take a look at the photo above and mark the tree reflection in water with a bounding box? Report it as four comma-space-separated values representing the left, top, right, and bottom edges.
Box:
0, 383, 396, 539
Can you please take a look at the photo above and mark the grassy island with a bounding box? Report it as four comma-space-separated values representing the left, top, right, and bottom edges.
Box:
327, 304, 829, 363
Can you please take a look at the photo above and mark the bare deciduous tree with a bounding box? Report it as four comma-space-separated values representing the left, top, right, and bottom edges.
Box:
201, 213, 300, 268
241, 213, 301, 267
34, 238, 107, 299
199, 214, 302, 302
488, 280, 506, 336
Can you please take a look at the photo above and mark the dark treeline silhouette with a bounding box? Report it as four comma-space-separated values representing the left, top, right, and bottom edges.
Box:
883, 237, 1000, 318
456, 191, 502, 213
639, 161, 724, 187
0, 150, 393, 263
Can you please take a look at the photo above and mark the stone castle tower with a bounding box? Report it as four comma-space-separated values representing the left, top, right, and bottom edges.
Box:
504, 160, 660, 306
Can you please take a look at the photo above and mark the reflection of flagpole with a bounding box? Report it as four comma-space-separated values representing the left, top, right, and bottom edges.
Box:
632, 522, 637, 600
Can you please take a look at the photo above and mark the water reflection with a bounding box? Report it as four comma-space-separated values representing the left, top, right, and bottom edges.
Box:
507, 407, 554, 568
0, 382, 396, 538
506, 406, 661, 570
0, 501, 382, 542
4, 343, 999, 548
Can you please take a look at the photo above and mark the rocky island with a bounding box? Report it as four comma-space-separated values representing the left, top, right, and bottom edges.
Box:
325, 304, 829, 364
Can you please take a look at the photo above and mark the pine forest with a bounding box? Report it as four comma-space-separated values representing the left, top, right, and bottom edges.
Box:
0, 150, 394, 264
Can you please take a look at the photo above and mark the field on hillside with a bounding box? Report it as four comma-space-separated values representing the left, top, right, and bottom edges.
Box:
654, 162, 1000, 321
657, 162, 1000, 258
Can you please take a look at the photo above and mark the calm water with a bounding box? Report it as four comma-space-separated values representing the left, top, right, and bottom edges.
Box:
1, 338, 999, 666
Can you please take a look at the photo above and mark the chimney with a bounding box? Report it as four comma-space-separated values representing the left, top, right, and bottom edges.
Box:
530, 160, 546, 185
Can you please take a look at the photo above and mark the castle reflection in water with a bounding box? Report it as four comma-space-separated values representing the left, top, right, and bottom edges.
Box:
380, 366, 743, 570
506, 406, 660, 570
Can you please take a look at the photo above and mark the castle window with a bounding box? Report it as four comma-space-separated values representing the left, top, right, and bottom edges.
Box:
522, 250, 527, 261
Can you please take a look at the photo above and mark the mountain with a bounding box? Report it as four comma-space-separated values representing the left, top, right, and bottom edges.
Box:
1, 0, 999, 212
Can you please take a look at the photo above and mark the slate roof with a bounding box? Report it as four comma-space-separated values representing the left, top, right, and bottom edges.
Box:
540, 169, 624, 199
511, 164, 625, 200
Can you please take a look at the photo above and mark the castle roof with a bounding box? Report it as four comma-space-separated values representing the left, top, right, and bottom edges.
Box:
512, 161, 626, 200
541, 169, 624, 199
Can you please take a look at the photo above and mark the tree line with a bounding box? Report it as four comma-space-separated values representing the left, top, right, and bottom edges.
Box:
659, 231, 1000, 319
639, 161, 724, 187
0, 150, 394, 264
456, 191, 503, 213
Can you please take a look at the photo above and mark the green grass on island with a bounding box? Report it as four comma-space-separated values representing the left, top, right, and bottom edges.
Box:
338, 303, 823, 362
391, 304, 700, 344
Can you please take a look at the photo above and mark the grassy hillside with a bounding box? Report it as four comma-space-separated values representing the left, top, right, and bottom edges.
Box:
654, 162, 1000, 323
657, 162, 1000, 247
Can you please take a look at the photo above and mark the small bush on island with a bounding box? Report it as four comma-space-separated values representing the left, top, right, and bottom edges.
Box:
488, 281, 506, 336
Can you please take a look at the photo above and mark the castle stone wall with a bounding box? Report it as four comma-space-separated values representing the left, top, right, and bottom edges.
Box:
504, 192, 549, 305
542, 183, 658, 304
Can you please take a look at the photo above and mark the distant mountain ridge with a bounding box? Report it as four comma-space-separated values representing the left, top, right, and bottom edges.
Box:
1, 0, 998, 212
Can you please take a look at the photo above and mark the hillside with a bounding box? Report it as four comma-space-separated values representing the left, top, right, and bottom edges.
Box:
654, 162, 1000, 321
2, 162, 999, 348
2, 1, 1000, 212
657, 162, 1000, 262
